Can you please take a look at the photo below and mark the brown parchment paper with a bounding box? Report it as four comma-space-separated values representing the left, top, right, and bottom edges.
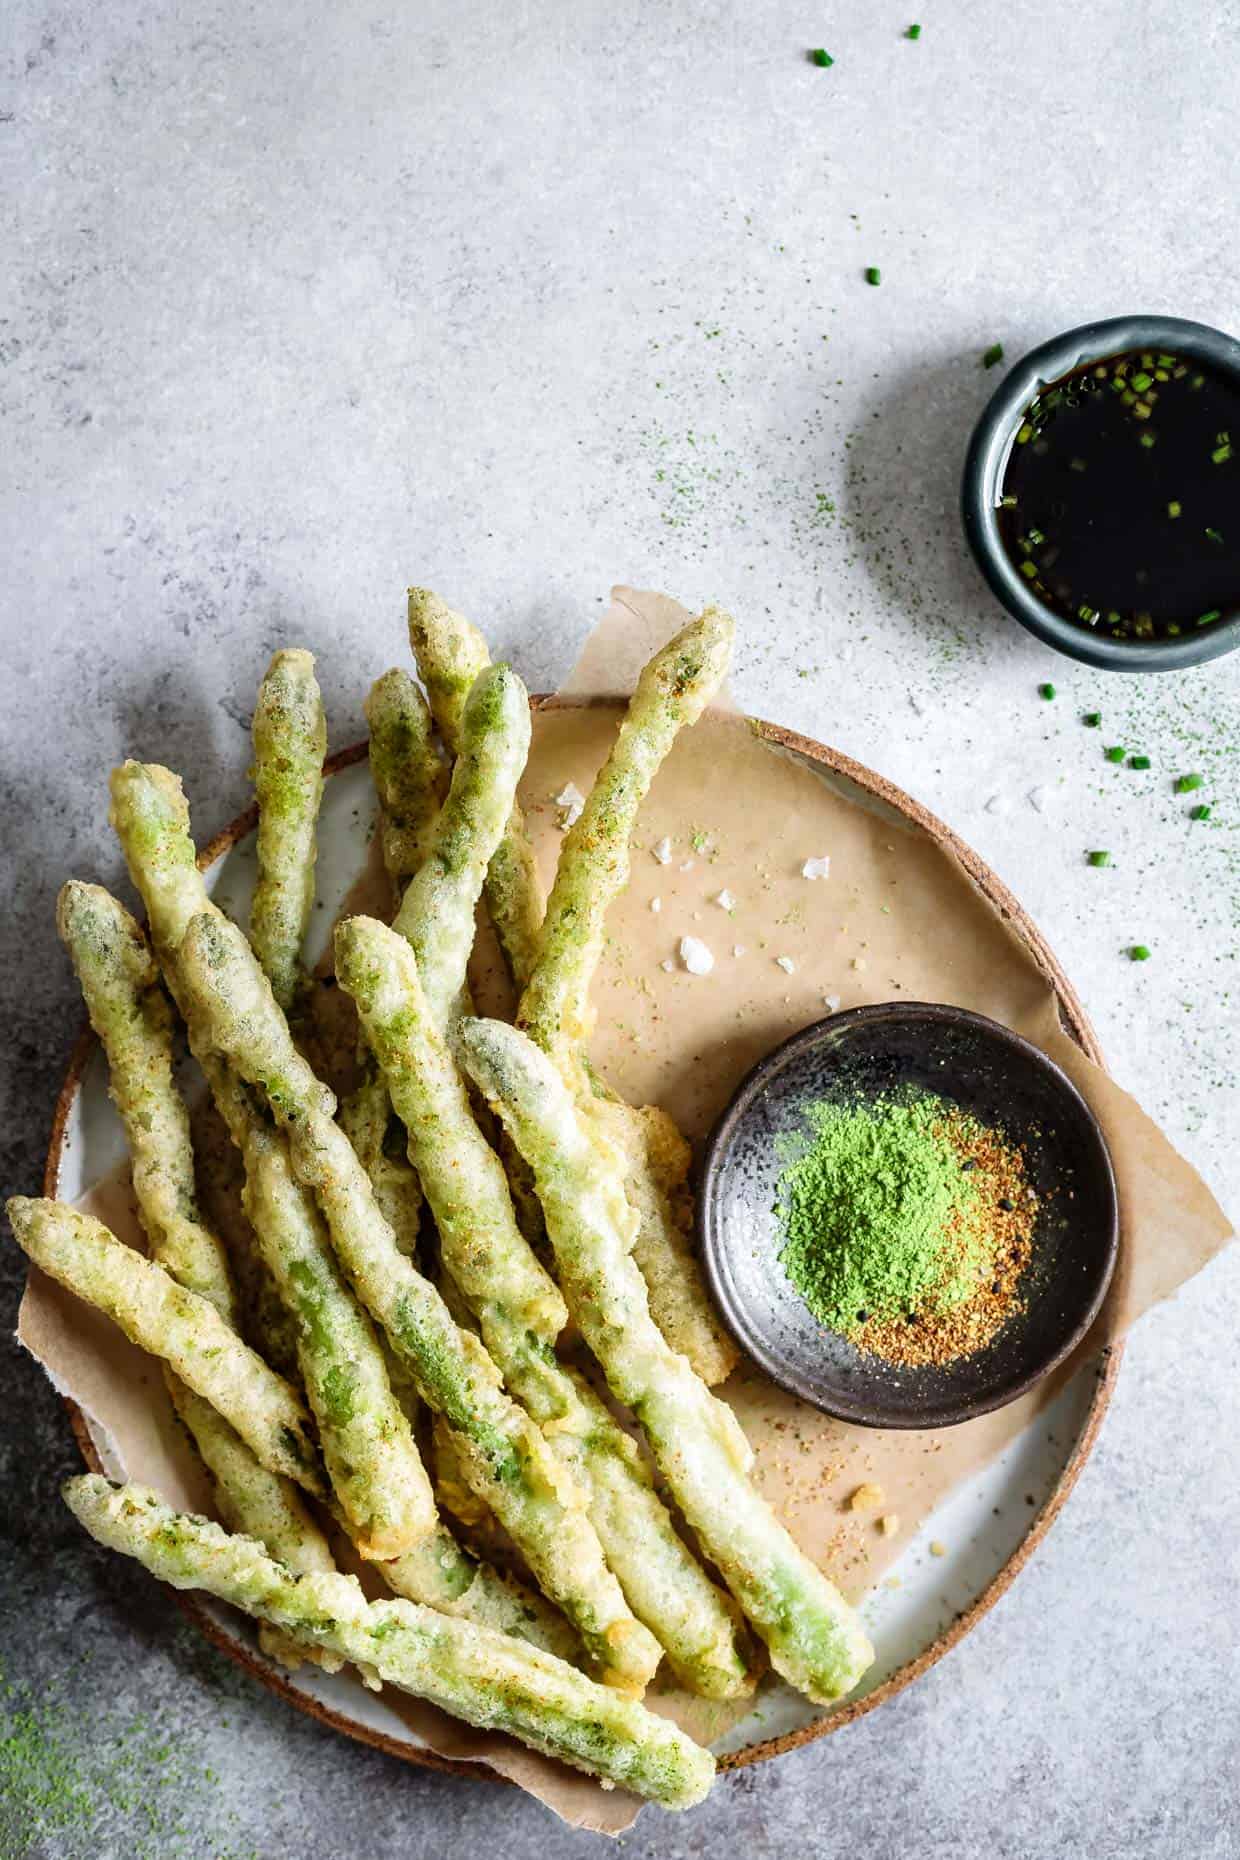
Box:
16, 587, 1233, 1836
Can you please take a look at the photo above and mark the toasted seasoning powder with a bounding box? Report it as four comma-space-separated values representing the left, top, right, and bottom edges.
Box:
775, 1090, 1036, 1366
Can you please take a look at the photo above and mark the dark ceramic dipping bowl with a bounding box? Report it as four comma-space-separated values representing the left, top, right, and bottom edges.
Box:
962, 313, 1240, 671
698, 1002, 1119, 1429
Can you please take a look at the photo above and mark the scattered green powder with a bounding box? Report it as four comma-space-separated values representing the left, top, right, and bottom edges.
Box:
775, 1092, 990, 1332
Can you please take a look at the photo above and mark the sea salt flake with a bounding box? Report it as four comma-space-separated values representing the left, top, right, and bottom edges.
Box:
679, 860, 695, 873
852, 956, 867, 972
679, 936, 715, 976
649, 896, 662, 913
732, 944, 746, 958
801, 856, 831, 881
660, 958, 675, 973
775, 955, 796, 974
554, 782, 585, 828
823, 994, 841, 1012
713, 888, 736, 910
652, 836, 674, 864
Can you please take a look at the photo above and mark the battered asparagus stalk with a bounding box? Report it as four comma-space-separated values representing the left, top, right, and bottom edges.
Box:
249, 649, 326, 1013
56, 879, 337, 1660
65, 1478, 716, 1810
513, 610, 739, 1385
407, 589, 544, 987
174, 907, 661, 1694
391, 662, 531, 1028
8, 1198, 324, 1497
337, 1071, 423, 1258
364, 669, 447, 906
108, 762, 438, 1560
337, 915, 755, 1698
457, 1020, 876, 1706
56, 881, 235, 1318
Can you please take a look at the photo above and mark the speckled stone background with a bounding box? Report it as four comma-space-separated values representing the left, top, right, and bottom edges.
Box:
3, 2, 1238, 1855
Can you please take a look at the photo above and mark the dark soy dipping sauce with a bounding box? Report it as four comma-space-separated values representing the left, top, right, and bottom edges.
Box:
997, 348, 1240, 641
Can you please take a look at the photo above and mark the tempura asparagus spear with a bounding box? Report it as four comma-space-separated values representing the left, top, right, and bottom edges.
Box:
174, 907, 660, 1694
8, 1198, 324, 1496
364, 669, 447, 906
407, 589, 544, 987
65, 1478, 716, 1809
56, 879, 337, 1657
337, 915, 756, 1698
391, 662, 531, 1028
337, 1072, 422, 1259
457, 1020, 876, 1706
109, 762, 438, 1559
56, 881, 235, 1318
513, 608, 739, 1385
249, 649, 326, 1013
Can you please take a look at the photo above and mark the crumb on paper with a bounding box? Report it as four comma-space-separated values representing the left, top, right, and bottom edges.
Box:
733, 944, 746, 958
554, 781, 585, 828
852, 955, 868, 972
652, 836, 673, 864
679, 859, 695, 873
879, 1514, 899, 1538
660, 957, 675, 973
929, 1539, 947, 1557
775, 955, 796, 974
823, 993, 841, 1012
713, 888, 736, 910
679, 936, 715, 976
849, 1482, 884, 1513
650, 896, 662, 913
801, 855, 831, 881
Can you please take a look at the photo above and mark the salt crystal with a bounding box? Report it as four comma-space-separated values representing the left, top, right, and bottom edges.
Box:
660, 958, 675, 973
775, 955, 796, 974
713, 888, 736, 910
679, 860, 695, 873
823, 994, 841, 1012
732, 944, 746, 958
800, 856, 831, 881
649, 896, 662, 914
554, 781, 585, 829
652, 836, 673, 864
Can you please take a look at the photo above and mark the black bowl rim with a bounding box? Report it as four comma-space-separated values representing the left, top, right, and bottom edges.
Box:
697, 1000, 1121, 1429
961, 313, 1240, 672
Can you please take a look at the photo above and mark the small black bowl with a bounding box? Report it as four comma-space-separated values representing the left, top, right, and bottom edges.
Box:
962, 313, 1240, 672
698, 1002, 1119, 1429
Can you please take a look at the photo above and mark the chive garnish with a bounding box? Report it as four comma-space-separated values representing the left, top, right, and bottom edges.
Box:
1175, 773, 1204, 792
1039, 682, 1055, 700
1128, 945, 1151, 962
1083, 711, 1101, 727
810, 47, 834, 65
1019, 559, 1037, 578
1087, 850, 1112, 867
1128, 754, 1151, 770
982, 342, 1004, 369
1104, 745, 1126, 763
1197, 610, 1222, 627
1139, 432, 1156, 448
905, 22, 922, 37
1191, 804, 1212, 821
1167, 500, 1182, 517
1016, 423, 1033, 444
1131, 372, 1152, 393
865, 266, 881, 286
1205, 526, 1224, 543
1212, 442, 1232, 463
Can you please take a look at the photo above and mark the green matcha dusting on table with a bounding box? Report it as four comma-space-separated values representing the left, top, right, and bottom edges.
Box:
775, 1090, 1035, 1366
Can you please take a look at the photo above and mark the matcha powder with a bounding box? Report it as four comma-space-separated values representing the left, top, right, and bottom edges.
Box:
775, 1091, 1035, 1364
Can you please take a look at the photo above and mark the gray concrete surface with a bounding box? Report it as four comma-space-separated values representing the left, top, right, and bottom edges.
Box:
2, 1, 1238, 1855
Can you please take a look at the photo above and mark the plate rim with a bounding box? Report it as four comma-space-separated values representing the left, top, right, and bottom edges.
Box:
44, 707, 1122, 1787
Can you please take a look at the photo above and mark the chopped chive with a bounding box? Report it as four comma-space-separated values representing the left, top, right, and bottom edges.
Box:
1131, 371, 1152, 393
1191, 803, 1213, 821
1133, 401, 1152, 419
1019, 559, 1038, 578
1000, 493, 1018, 507
1175, 772, 1204, 792
1157, 353, 1175, 368
982, 342, 1004, 369
1128, 754, 1151, 770
1078, 603, 1098, 624
810, 47, 834, 65
1128, 945, 1151, 962
1122, 389, 1137, 406
1039, 682, 1055, 700
1212, 442, 1232, 463
1104, 745, 1126, 763
1069, 456, 1088, 471
1167, 500, 1182, 518
1083, 711, 1101, 727
1191, 373, 1205, 388
1087, 850, 1112, 867
865, 265, 882, 286
1205, 526, 1224, 543
905, 22, 922, 37
1197, 609, 1222, 627
1139, 432, 1156, 448
1026, 527, 1044, 545
1016, 422, 1034, 444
